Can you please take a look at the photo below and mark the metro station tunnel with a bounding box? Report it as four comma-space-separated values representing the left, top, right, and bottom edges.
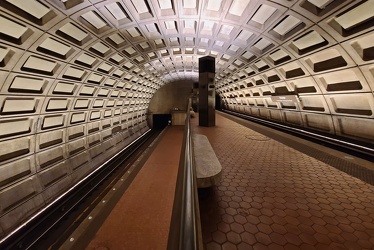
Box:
0, 0, 374, 249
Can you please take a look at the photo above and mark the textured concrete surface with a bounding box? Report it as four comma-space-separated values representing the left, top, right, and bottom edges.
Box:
192, 113, 374, 250
148, 80, 193, 127
193, 133, 222, 188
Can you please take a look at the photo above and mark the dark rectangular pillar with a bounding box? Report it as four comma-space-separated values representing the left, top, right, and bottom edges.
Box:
199, 56, 215, 127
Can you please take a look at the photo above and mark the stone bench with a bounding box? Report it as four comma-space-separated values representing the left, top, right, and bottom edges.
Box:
193, 134, 222, 188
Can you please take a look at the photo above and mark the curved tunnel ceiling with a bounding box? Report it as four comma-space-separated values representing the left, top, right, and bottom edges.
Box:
2, 0, 373, 85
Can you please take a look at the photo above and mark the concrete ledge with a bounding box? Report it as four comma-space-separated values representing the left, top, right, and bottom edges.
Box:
193, 134, 222, 188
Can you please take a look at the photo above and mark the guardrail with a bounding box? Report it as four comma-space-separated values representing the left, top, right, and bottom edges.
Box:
167, 99, 202, 250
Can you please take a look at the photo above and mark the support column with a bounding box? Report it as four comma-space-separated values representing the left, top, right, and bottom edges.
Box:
198, 56, 215, 127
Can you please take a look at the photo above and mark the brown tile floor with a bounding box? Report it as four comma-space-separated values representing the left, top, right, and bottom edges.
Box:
192, 113, 374, 250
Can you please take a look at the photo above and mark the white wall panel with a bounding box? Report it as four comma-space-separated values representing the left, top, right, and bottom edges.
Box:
0, 156, 35, 189
37, 129, 65, 151
360, 64, 374, 92
282, 111, 303, 126
342, 31, 374, 65
321, 0, 374, 42
0, 136, 34, 163
325, 93, 374, 117
0, 117, 34, 141
313, 68, 370, 93
333, 116, 374, 143
0, 179, 44, 232
301, 113, 334, 133
41, 114, 67, 130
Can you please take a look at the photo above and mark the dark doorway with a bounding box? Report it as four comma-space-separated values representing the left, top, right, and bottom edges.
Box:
153, 114, 171, 129
215, 94, 222, 110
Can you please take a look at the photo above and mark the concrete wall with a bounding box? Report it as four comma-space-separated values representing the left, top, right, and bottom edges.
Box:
218, 0, 374, 146
148, 80, 193, 127
0, 1, 154, 237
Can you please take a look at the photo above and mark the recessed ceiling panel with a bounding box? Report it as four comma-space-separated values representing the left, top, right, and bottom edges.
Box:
105, 2, 127, 20
229, 0, 250, 16
251, 5, 277, 25
207, 0, 223, 11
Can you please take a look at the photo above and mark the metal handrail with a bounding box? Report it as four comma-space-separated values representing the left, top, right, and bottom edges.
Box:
167, 99, 201, 250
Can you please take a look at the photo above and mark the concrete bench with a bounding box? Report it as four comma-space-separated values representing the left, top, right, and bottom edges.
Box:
193, 134, 222, 188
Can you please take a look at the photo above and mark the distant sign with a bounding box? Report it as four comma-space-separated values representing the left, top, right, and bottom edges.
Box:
271, 95, 300, 103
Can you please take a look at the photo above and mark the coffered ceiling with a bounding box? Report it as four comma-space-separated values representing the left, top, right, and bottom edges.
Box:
3, 0, 371, 88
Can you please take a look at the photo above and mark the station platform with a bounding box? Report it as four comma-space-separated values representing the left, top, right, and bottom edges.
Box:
66, 111, 373, 250
193, 112, 374, 250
